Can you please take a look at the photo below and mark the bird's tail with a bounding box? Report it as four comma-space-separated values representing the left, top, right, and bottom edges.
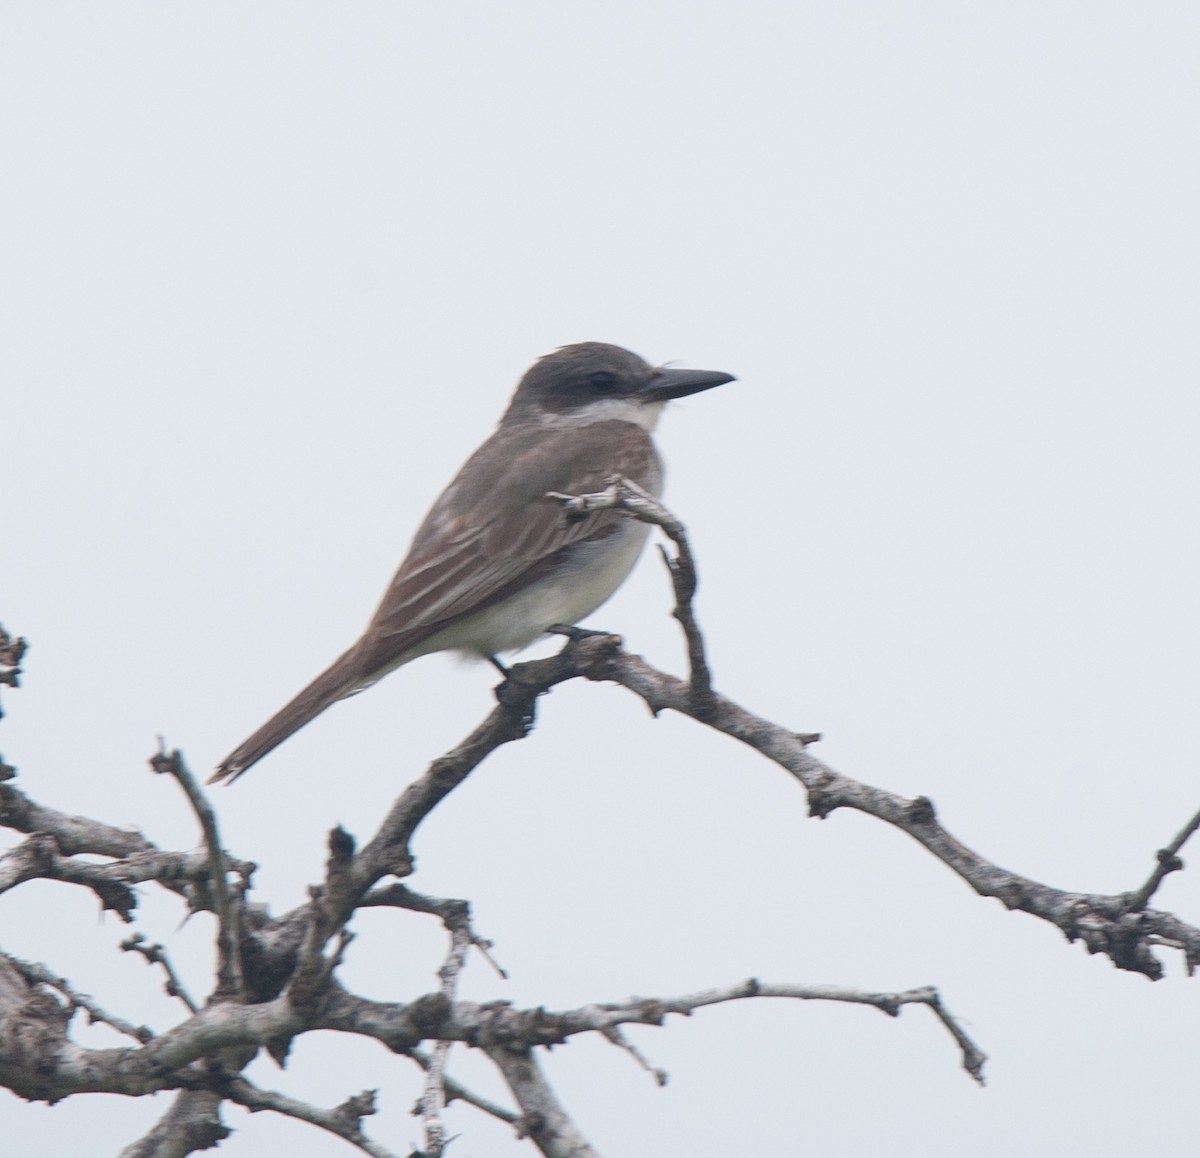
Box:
209, 646, 366, 784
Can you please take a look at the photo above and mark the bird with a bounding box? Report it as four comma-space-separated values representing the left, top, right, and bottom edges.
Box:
211, 341, 734, 782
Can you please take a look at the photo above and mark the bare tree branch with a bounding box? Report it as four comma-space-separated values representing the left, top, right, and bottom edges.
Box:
0, 781, 160, 858
0, 624, 26, 700
117, 1090, 228, 1158
121, 934, 200, 1014
314, 976, 984, 1084
359, 883, 508, 978
408, 1045, 520, 1126
222, 1078, 399, 1158
149, 745, 246, 999
482, 1041, 600, 1158
0, 777, 253, 919
417, 899, 474, 1156
6, 953, 154, 1044
595, 1022, 667, 1087
1125, 804, 1200, 914
576, 643, 1200, 978
0, 961, 984, 1110
0, 951, 72, 1098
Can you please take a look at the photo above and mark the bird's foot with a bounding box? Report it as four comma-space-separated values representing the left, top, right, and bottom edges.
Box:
546, 623, 611, 643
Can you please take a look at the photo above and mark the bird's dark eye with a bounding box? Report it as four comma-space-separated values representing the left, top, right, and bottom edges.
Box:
587, 370, 619, 392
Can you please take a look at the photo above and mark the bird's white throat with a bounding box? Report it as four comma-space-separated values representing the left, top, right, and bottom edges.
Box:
536, 396, 666, 432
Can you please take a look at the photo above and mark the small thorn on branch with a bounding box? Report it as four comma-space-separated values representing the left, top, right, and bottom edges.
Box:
473, 936, 509, 981
120, 933, 199, 1013
0, 624, 28, 703
599, 1024, 668, 1087
149, 738, 185, 778
1125, 803, 1200, 913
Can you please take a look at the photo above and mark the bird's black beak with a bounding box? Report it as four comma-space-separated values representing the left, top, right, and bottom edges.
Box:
642, 365, 736, 403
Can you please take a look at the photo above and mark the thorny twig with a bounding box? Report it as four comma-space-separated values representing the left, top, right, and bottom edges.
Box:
417, 912, 471, 1157
408, 1046, 520, 1126
149, 743, 246, 998
222, 1078, 398, 1158
1124, 804, 1200, 914
7, 954, 154, 1044
121, 934, 199, 1014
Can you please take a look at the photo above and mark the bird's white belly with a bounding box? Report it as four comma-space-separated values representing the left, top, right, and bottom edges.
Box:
414, 518, 653, 659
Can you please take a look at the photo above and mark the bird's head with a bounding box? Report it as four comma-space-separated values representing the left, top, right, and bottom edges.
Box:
504, 342, 734, 430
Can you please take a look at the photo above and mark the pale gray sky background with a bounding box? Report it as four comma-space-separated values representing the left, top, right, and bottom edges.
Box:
3, 3, 1199, 1155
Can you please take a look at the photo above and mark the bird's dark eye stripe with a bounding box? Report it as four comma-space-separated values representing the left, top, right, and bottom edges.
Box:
587, 370, 618, 391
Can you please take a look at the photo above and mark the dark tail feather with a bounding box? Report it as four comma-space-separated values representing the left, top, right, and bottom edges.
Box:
210, 647, 366, 784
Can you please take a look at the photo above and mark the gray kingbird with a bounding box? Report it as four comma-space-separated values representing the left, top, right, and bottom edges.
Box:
212, 341, 734, 782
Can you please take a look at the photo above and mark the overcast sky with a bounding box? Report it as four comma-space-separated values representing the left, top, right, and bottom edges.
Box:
4, 4, 1200, 1155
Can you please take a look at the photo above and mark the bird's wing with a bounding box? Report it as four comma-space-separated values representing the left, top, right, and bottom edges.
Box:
359, 418, 659, 663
